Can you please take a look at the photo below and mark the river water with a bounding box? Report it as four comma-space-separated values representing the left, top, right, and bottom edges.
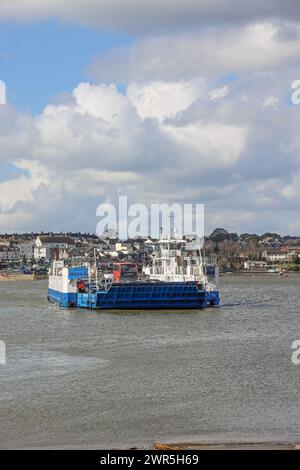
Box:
0, 275, 300, 449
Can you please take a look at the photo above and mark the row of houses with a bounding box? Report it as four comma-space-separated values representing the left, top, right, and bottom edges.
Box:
0, 236, 76, 261
0, 247, 20, 261
0, 234, 157, 264
262, 249, 300, 263
1, 233, 300, 266
242, 250, 300, 270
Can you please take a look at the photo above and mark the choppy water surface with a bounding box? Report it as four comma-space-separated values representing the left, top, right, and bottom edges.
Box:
0, 275, 300, 449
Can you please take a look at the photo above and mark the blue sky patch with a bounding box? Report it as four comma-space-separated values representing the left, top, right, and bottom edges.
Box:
0, 19, 132, 114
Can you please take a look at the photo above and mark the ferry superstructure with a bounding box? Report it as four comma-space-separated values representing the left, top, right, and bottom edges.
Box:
48, 235, 220, 310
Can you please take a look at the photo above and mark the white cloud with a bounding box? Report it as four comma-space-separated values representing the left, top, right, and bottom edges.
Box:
2, 79, 245, 231
65, 169, 140, 196
209, 86, 230, 101
73, 82, 134, 124
263, 96, 279, 108
127, 79, 205, 122
0, 80, 6, 105
1, 16, 300, 234
0, 1, 299, 33
162, 122, 247, 167
89, 22, 300, 82
0, 70, 299, 234
0, 160, 49, 211
282, 173, 300, 200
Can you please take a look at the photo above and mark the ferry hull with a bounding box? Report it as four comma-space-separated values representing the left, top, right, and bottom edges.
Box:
48, 288, 77, 308
48, 282, 220, 310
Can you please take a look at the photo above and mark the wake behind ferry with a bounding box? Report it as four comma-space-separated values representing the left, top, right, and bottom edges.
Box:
48, 235, 220, 310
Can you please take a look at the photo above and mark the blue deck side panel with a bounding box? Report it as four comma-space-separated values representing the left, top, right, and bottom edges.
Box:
68, 267, 88, 279
48, 282, 219, 310
48, 288, 77, 308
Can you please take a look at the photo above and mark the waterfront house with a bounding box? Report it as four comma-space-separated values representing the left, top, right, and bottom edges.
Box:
262, 250, 296, 263
244, 260, 268, 270
34, 235, 75, 260
0, 246, 20, 261
20, 241, 35, 260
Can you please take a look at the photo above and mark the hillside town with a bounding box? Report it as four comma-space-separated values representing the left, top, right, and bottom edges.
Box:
0, 228, 300, 276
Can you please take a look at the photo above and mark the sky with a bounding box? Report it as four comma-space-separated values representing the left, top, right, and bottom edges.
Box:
0, 1, 300, 235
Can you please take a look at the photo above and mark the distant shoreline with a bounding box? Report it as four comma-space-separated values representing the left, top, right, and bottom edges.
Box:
220, 271, 300, 276
0, 273, 47, 282
1, 271, 299, 282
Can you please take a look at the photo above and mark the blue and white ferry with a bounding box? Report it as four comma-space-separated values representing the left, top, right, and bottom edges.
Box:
48, 236, 220, 310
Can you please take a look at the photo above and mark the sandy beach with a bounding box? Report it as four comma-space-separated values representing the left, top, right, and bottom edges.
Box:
0, 273, 47, 281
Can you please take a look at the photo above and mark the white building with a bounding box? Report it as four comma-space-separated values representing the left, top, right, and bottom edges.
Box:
34, 235, 75, 260
20, 241, 35, 260
0, 247, 20, 261
0, 240, 10, 248
244, 260, 267, 270
263, 250, 295, 263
